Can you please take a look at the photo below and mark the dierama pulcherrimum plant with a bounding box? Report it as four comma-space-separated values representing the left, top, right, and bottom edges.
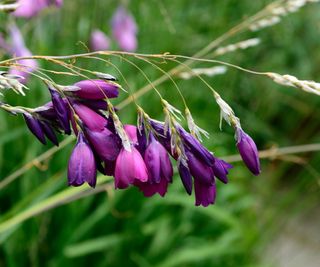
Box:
5, 1, 320, 208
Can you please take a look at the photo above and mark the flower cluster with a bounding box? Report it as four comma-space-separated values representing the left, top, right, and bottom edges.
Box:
14, 75, 261, 207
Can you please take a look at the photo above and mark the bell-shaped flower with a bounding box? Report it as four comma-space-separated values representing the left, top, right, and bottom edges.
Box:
84, 126, 121, 162
144, 133, 173, 184
186, 150, 214, 185
68, 132, 97, 187
114, 147, 148, 189
194, 179, 216, 207
111, 6, 137, 52
135, 178, 169, 197
236, 127, 261, 175
49, 88, 71, 134
90, 29, 110, 51
71, 79, 119, 100
23, 113, 46, 144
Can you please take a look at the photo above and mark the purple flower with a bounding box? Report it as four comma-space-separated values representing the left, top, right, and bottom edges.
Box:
135, 133, 173, 197
85, 127, 121, 162
114, 147, 148, 189
144, 133, 173, 184
40, 121, 59, 146
54, 0, 63, 7
178, 162, 193, 195
212, 158, 232, 184
68, 132, 97, 187
13, 0, 62, 18
236, 127, 261, 175
194, 179, 216, 207
177, 126, 215, 166
135, 178, 170, 197
186, 150, 214, 185
111, 6, 137, 52
23, 113, 46, 144
71, 79, 119, 100
90, 29, 110, 51
13, 0, 48, 18
73, 102, 108, 132
8, 24, 38, 83
49, 88, 71, 134
124, 124, 138, 145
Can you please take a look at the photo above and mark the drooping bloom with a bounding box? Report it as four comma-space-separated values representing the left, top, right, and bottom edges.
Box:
23, 113, 46, 144
186, 150, 214, 185
135, 133, 173, 197
40, 121, 59, 146
8, 24, 38, 83
114, 147, 148, 189
90, 29, 110, 51
212, 158, 232, 184
194, 179, 216, 207
85, 126, 121, 162
13, 0, 62, 18
49, 88, 71, 134
111, 6, 137, 52
236, 127, 261, 175
68, 132, 97, 187
71, 79, 119, 100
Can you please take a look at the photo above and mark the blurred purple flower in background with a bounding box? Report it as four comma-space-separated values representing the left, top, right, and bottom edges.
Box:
13, 0, 63, 18
90, 29, 110, 51
8, 24, 38, 83
111, 6, 137, 52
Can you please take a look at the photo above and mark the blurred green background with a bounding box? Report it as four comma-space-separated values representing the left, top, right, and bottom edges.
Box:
0, 0, 320, 266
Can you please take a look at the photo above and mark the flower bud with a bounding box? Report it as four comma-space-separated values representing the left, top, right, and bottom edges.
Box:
23, 113, 46, 144
236, 127, 261, 175
72, 79, 119, 100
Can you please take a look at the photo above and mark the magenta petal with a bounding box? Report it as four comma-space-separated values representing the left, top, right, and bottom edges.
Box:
73, 79, 119, 100
124, 124, 138, 145
114, 147, 148, 189
135, 178, 169, 197
73, 103, 108, 131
